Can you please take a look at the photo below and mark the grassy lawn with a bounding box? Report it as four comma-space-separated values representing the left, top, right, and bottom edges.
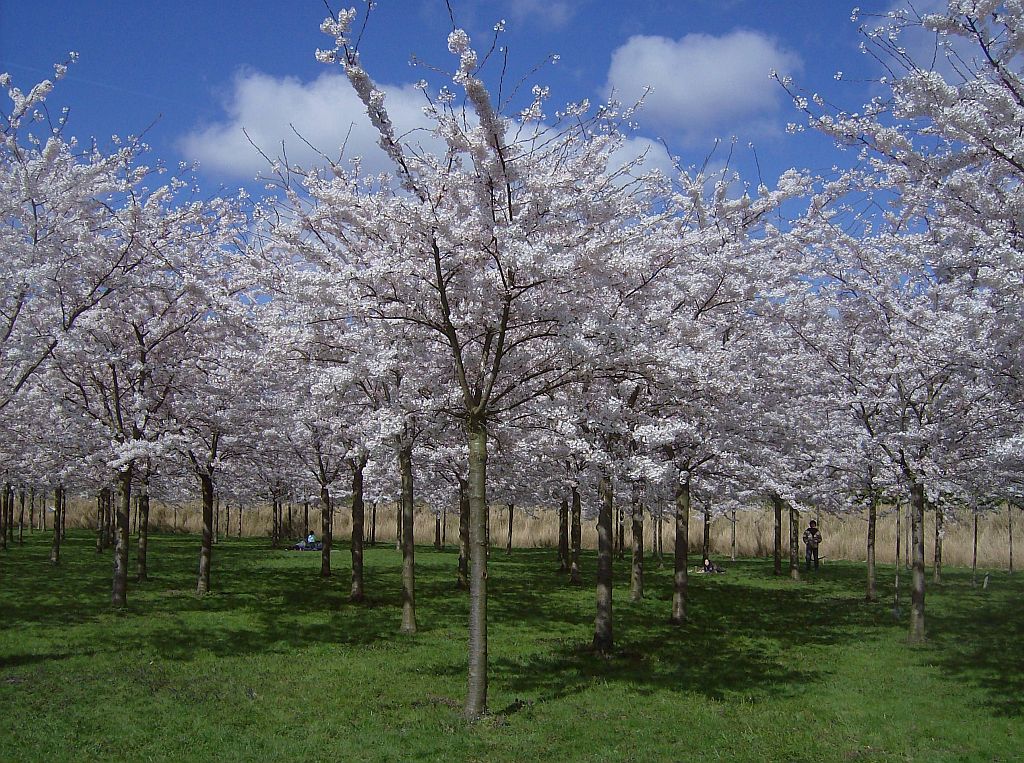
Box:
1, 531, 1021, 762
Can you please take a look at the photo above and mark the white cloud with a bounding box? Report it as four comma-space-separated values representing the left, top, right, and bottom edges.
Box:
604, 30, 802, 145
178, 70, 436, 179
506, 0, 575, 30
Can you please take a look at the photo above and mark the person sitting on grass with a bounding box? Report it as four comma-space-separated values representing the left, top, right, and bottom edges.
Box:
307, 531, 316, 545
700, 557, 725, 574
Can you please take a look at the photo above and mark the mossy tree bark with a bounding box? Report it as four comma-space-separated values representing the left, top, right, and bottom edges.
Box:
112, 467, 133, 607
464, 417, 489, 720
670, 478, 690, 625
593, 471, 614, 654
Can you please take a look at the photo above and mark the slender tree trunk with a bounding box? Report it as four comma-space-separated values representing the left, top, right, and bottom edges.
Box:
905, 500, 910, 569
704, 505, 713, 559
731, 509, 737, 562
441, 506, 447, 548
1007, 501, 1014, 574
593, 471, 614, 654
971, 511, 978, 588
29, 487, 35, 533
557, 496, 569, 572
772, 495, 783, 575
630, 483, 643, 602
1, 485, 7, 552
95, 490, 105, 553
370, 501, 376, 545
60, 488, 67, 540
434, 510, 442, 551
569, 486, 583, 586
908, 480, 926, 643
895, 499, 902, 614
350, 458, 365, 602
112, 468, 133, 607
49, 486, 62, 564
18, 487, 25, 545
464, 418, 489, 720
789, 502, 800, 581
398, 443, 416, 634
286, 499, 293, 540
505, 503, 513, 556
457, 478, 470, 589
237, 502, 243, 537
670, 479, 690, 625
933, 503, 943, 585
41, 488, 47, 532
214, 493, 220, 545
303, 500, 309, 539
320, 485, 332, 578
656, 505, 664, 566
196, 471, 214, 595
137, 485, 150, 582
616, 502, 625, 561
395, 494, 402, 552
866, 494, 877, 601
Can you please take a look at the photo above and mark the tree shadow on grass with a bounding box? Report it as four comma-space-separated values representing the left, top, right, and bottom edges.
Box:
916, 570, 1024, 717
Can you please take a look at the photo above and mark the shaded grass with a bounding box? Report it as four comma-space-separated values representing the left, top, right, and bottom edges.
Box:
1, 531, 1022, 762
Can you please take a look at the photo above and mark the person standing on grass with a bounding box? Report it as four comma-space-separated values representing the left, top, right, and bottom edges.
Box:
803, 520, 822, 571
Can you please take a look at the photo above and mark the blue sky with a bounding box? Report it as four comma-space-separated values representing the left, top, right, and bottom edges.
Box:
1, 1, 902, 195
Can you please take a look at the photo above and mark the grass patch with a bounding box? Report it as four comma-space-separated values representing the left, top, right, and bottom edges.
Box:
1, 531, 1021, 761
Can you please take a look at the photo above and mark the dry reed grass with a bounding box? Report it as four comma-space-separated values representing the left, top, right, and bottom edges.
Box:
49, 495, 1018, 569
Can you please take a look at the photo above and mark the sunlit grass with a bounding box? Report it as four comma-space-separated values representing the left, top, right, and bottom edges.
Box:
1, 530, 1021, 761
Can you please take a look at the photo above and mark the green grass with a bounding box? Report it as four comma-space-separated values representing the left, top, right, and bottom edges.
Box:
1, 531, 1021, 762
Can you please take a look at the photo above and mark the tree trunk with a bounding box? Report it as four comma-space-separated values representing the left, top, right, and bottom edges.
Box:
731, 509, 737, 561
971, 511, 978, 588
398, 442, 416, 634
1008, 500, 1014, 574
656, 505, 664, 566
908, 480, 926, 643
370, 501, 376, 546
112, 468, 133, 607
441, 506, 447, 548
505, 503, 513, 556
237, 502, 243, 537
789, 502, 800, 581
557, 496, 569, 572
196, 471, 214, 595
48, 486, 62, 564
18, 487, 25, 545
214, 493, 220, 545
670, 479, 690, 625
593, 470, 614, 654
702, 505, 711, 560
616, 502, 625, 560
303, 500, 309, 540
29, 487, 35, 533
569, 486, 583, 586
95, 490, 105, 553
772, 495, 783, 575
464, 418, 489, 720
137, 486, 150, 582
41, 488, 47, 532
434, 510, 442, 551
630, 483, 643, 602
894, 499, 902, 614
457, 478, 470, 589
60, 488, 67, 540
866, 494, 877, 601
933, 503, 943, 585
350, 458, 366, 602
320, 485, 332, 578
